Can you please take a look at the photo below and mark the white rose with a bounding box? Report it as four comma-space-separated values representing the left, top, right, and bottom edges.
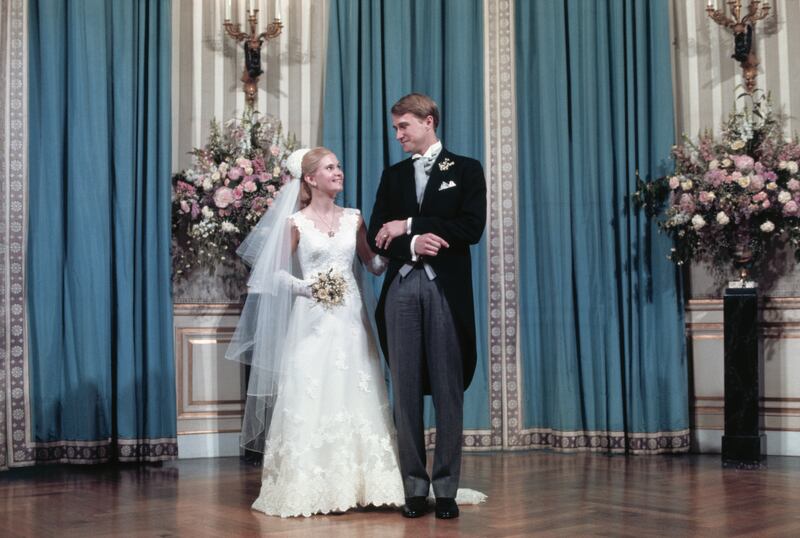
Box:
716, 211, 730, 226
722, 158, 732, 168
760, 220, 775, 233
766, 182, 778, 191
681, 179, 694, 191
730, 140, 746, 150
691, 214, 707, 230
787, 161, 799, 175
779, 160, 788, 170
708, 159, 719, 170
202, 178, 214, 190
778, 191, 792, 204
737, 176, 751, 188
211, 171, 221, 181
201, 206, 214, 219
244, 167, 254, 176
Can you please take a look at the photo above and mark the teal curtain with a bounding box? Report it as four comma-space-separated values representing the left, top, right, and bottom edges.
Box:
27, 0, 176, 462
515, 0, 689, 451
323, 0, 489, 432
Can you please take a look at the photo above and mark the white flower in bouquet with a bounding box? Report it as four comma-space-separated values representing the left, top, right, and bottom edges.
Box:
716, 211, 730, 226
202, 177, 214, 190
737, 176, 751, 189
310, 268, 347, 308
211, 171, 221, 181
221, 221, 239, 233
691, 214, 707, 230
669, 176, 680, 189
787, 161, 799, 175
721, 158, 732, 168
730, 139, 746, 150
760, 220, 775, 233
708, 159, 719, 170
680, 179, 693, 191
201, 206, 214, 219
766, 182, 778, 191
778, 191, 792, 204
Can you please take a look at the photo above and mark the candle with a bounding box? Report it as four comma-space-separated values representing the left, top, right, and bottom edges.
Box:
276, 0, 282, 21
225, 0, 231, 19
707, 0, 714, 8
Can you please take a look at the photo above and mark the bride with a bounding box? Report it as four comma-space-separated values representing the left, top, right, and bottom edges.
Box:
227, 147, 484, 518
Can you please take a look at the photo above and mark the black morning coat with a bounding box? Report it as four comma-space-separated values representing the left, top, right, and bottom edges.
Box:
367, 148, 487, 392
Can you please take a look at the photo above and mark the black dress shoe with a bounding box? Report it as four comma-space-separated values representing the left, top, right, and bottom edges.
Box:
402, 496, 429, 518
435, 497, 459, 519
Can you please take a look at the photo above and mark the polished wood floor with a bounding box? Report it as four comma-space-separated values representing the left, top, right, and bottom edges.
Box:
2, 452, 800, 537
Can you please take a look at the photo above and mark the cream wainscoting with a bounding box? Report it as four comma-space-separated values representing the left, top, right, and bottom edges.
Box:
174, 304, 245, 458
686, 298, 800, 455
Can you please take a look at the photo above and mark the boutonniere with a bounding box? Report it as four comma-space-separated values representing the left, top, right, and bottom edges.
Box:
438, 158, 455, 171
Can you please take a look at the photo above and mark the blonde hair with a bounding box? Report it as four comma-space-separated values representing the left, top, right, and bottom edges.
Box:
300, 147, 335, 207
391, 93, 439, 129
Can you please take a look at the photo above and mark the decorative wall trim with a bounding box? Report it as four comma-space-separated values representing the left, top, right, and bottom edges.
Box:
3, 0, 29, 470
484, 0, 520, 451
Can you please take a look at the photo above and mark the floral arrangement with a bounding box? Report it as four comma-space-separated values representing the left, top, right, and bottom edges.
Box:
634, 89, 800, 278
172, 110, 298, 279
310, 268, 347, 308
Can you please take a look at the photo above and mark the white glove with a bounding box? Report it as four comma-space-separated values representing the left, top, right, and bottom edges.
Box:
367, 255, 388, 276
276, 270, 313, 298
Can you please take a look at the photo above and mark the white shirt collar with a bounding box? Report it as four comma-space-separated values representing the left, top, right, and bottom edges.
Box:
412, 140, 442, 160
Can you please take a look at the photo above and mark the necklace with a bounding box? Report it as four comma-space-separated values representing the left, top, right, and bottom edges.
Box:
309, 205, 339, 237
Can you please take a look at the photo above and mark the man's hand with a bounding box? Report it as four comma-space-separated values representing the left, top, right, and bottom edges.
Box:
375, 219, 407, 250
413, 233, 449, 257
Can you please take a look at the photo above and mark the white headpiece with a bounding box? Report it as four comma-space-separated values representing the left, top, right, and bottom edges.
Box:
285, 148, 311, 180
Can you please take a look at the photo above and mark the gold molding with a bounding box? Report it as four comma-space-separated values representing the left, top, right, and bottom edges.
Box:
174, 303, 243, 316
687, 297, 800, 310
178, 428, 243, 436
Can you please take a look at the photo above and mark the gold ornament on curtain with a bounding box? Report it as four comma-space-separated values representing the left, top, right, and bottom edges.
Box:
223, 1, 284, 109
705, 0, 771, 94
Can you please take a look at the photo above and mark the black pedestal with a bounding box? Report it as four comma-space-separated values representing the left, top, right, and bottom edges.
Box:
722, 286, 766, 466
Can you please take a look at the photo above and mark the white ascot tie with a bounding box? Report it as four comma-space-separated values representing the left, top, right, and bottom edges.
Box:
411, 142, 442, 205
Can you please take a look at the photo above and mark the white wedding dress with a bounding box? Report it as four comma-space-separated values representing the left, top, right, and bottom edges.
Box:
250, 208, 485, 518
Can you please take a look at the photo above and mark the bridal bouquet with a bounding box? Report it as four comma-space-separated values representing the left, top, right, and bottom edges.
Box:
633, 89, 800, 277
310, 268, 348, 308
171, 109, 298, 279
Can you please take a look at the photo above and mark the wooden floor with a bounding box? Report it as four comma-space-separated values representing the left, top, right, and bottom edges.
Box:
2, 452, 800, 537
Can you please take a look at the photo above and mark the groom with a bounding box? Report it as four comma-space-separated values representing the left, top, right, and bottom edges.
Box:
368, 93, 486, 519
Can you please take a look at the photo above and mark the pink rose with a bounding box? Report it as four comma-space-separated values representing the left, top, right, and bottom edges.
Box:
788, 179, 800, 192
762, 200, 771, 209
783, 200, 799, 215
227, 167, 243, 180
749, 175, 764, 191
669, 176, 680, 190
243, 180, 257, 193
698, 191, 713, 204
266, 197, 274, 206
213, 187, 235, 208
678, 193, 695, 213
180, 200, 190, 213
732, 154, 754, 171
752, 192, 767, 202
266, 184, 276, 193
270, 145, 281, 156
233, 185, 244, 200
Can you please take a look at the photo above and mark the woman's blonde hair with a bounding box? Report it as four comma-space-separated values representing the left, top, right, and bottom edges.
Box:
299, 147, 335, 207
